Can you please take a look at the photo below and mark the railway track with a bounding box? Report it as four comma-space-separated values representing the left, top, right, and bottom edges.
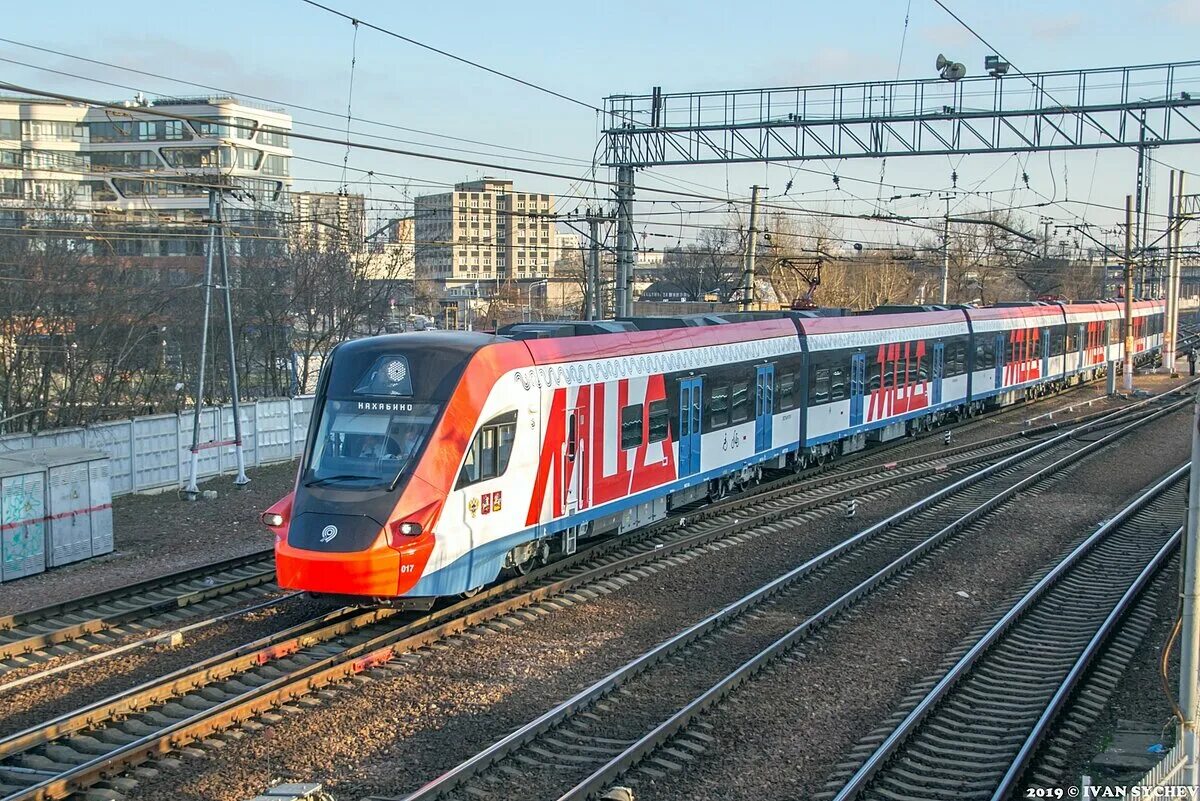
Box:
0, 551, 278, 675
1, 388, 1180, 801
0, 376, 1108, 689
365, 390, 1190, 801
823, 466, 1186, 801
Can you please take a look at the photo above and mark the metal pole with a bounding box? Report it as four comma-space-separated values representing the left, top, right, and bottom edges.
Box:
588, 210, 602, 320
615, 165, 635, 317
1134, 113, 1148, 297
1124, 194, 1136, 393
216, 193, 249, 486
184, 190, 219, 499
941, 195, 952, 304
1166, 170, 1179, 373
1171, 173, 1187, 375
1179, 388, 1200, 786
741, 185, 763, 312
941, 217, 950, 304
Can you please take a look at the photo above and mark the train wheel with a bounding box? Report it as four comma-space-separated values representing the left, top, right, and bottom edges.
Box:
462, 585, 484, 598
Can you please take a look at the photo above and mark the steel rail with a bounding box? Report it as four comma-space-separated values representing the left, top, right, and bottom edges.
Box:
0, 557, 277, 662
387, 391, 1189, 801
831, 466, 1188, 801
0, 429, 1035, 797
0, 399, 1148, 801
0, 381, 1185, 801
554, 401, 1189, 801
0, 549, 272, 633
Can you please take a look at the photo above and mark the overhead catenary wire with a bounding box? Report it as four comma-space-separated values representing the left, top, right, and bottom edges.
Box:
296, 0, 605, 115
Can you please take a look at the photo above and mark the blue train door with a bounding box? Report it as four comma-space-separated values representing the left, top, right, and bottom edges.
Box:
1041, 327, 1050, 378
1077, 323, 1086, 369
931, 343, 945, 405
677, 377, 703, 476
994, 333, 1006, 389
849, 354, 866, 426
754, 364, 774, 452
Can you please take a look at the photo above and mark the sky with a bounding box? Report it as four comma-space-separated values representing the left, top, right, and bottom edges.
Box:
3, 0, 1199, 254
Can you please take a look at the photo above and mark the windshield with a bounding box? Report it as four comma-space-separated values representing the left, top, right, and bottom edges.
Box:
303, 398, 437, 489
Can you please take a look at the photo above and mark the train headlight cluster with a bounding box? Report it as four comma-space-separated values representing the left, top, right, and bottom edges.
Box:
262, 512, 285, 528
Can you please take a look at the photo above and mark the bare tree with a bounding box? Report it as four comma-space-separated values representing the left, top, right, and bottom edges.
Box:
657, 227, 744, 302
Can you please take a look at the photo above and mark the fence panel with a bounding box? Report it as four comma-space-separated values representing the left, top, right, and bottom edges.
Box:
0, 398, 310, 498
85, 421, 134, 496
0, 433, 34, 455
256, 399, 292, 464
131, 414, 181, 492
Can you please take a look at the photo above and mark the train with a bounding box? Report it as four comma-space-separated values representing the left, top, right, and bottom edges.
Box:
260, 299, 1165, 607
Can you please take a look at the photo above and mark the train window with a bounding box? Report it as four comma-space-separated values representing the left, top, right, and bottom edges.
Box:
1066, 327, 1078, 353
303, 398, 439, 490
975, 341, 995, 370
829, 366, 846, 401
457, 410, 518, 488
813, 368, 830, 404
710, 384, 730, 428
731, 381, 750, 423
867, 359, 881, 392
621, 404, 643, 449
777, 372, 796, 411
648, 400, 669, 443
949, 342, 967, 376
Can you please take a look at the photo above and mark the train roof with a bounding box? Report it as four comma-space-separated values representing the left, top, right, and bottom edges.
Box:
963, 304, 1065, 332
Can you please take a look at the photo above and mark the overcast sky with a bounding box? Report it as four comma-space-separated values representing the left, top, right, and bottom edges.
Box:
3, 0, 1198, 252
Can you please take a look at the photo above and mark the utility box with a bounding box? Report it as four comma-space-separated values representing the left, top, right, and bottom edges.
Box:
0, 457, 47, 582
11, 448, 113, 568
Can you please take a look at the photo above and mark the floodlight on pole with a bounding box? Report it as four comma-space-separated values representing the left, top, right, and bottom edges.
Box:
936, 54, 967, 82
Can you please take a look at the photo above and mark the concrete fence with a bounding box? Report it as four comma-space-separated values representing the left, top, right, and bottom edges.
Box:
0, 397, 315, 497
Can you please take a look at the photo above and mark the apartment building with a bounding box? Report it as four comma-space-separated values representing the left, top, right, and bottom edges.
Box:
413, 178, 556, 299
0, 94, 292, 262
364, 215, 415, 281
290, 190, 366, 252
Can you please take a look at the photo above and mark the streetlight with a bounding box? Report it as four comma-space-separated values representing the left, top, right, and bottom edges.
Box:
525, 279, 548, 322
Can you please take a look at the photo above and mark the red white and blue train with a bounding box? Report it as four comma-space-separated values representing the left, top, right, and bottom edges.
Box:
261, 299, 1165, 605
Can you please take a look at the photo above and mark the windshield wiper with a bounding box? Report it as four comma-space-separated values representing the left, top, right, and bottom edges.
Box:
305, 474, 372, 487
388, 459, 413, 492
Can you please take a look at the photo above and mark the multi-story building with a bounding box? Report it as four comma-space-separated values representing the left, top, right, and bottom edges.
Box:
363, 215, 414, 281
289, 190, 366, 253
413, 178, 555, 303
0, 94, 292, 264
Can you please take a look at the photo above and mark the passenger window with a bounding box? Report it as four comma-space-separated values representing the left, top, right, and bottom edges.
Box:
648, 399, 669, 443
868, 360, 882, 392
710, 384, 730, 428
457, 410, 518, 488
777, 372, 795, 411
813, 368, 830, 404
731, 381, 750, 423
620, 403, 643, 449
829, 366, 846, 401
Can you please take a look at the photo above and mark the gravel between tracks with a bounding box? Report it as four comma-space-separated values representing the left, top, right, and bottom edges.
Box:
0, 461, 297, 616
1056, 560, 1181, 787
646, 404, 1192, 801
121, 391, 1192, 801
0, 594, 340, 740
122, 463, 963, 801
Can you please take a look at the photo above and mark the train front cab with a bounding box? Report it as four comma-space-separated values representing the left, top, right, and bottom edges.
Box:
271, 332, 515, 605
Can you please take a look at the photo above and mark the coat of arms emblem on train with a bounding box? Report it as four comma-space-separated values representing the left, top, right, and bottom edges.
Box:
320, 525, 338, 543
